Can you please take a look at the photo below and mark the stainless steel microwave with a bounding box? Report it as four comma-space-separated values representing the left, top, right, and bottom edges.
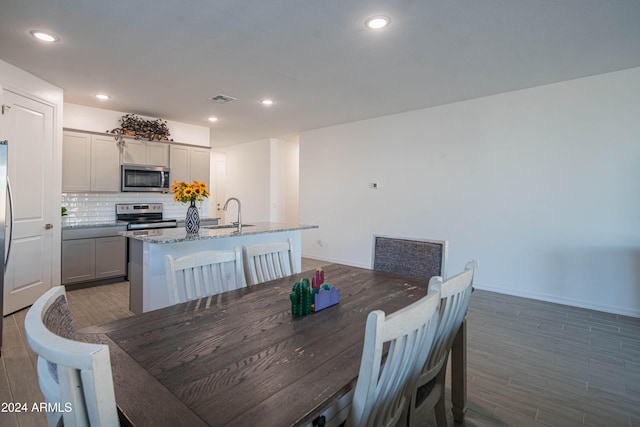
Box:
121, 164, 170, 192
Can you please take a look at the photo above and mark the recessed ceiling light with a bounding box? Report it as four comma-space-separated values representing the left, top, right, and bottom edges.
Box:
30, 30, 60, 42
95, 94, 110, 100
207, 117, 218, 122
365, 15, 390, 30
261, 99, 274, 106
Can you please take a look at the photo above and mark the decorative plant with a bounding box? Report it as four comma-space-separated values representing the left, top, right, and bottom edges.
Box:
167, 180, 210, 204
120, 113, 142, 132
110, 113, 172, 141
149, 118, 170, 137
290, 278, 312, 316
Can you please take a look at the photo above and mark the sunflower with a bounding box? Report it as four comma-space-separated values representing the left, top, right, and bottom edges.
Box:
165, 180, 210, 204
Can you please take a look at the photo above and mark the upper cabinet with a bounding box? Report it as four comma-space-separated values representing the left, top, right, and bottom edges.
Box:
63, 129, 209, 193
121, 139, 169, 167
91, 135, 121, 191
63, 131, 120, 192
62, 131, 91, 191
169, 145, 210, 187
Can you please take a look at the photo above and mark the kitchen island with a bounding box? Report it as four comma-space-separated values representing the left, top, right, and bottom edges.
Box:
121, 222, 318, 313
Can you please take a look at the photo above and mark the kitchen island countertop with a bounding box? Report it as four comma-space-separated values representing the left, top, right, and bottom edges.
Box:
62, 220, 127, 229
120, 222, 318, 244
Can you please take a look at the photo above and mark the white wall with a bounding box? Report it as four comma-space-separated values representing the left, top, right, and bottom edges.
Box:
299, 67, 640, 317
225, 139, 271, 223
270, 138, 300, 223
225, 138, 299, 224
286, 139, 300, 223
64, 103, 210, 147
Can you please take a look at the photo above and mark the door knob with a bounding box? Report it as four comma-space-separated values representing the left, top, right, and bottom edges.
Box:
45, 223, 53, 229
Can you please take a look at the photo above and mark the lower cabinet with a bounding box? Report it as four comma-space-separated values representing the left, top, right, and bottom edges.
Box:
61, 239, 96, 284
96, 237, 127, 279
62, 227, 127, 285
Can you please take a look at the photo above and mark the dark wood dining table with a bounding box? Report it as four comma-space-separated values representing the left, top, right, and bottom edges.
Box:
79, 263, 467, 426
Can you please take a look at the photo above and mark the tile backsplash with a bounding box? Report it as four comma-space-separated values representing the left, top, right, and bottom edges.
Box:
61, 192, 212, 224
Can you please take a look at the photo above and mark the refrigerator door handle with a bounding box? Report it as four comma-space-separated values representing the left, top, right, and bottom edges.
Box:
5, 176, 13, 267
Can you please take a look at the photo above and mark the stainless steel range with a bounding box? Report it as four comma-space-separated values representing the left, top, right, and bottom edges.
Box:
116, 203, 177, 230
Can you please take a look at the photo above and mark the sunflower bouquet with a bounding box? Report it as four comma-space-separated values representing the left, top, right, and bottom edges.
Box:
168, 180, 210, 204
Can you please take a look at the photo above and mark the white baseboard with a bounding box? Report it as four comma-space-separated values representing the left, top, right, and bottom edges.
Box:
474, 282, 640, 318
301, 254, 370, 269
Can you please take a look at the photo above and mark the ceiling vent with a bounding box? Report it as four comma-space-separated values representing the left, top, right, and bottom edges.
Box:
209, 94, 237, 104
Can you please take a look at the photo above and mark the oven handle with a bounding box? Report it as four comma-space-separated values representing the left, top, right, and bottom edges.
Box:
127, 221, 177, 230
161, 171, 166, 190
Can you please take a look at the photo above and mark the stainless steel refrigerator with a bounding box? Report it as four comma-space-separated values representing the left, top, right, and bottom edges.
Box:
0, 140, 14, 355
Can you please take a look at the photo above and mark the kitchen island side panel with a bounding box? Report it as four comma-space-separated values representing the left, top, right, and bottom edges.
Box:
129, 238, 145, 314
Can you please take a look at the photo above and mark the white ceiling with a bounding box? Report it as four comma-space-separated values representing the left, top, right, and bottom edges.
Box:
1, 0, 639, 147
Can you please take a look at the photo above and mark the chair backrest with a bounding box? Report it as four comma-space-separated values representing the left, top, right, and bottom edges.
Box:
242, 238, 299, 285
408, 261, 475, 427
347, 291, 441, 427
425, 261, 475, 372
24, 286, 119, 427
165, 247, 244, 304
372, 235, 448, 280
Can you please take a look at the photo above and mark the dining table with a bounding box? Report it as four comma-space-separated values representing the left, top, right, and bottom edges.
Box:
79, 263, 468, 426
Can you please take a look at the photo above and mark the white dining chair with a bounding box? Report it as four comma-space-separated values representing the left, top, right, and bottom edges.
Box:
24, 286, 119, 427
242, 238, 299, 285
372, 235, 448, 280
408, 261, 476, 427
346, 290, 441, 427
165, 247, 244, 304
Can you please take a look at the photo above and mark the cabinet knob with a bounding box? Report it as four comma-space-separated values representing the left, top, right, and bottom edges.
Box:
45, 223, 54, 229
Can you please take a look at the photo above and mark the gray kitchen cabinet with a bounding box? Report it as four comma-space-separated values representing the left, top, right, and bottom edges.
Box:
95, 236, 127, 279
61, 238, 96, 284
62, 131, 91, 192
169, 144, 210, 187
120, 139, 145, 164
62, 130, 120, 192
91, 134, 121, 191
61, 226, 127, 285
190, 146, 211, 184
169, 144, 189, 183
121, 139, 169, 166
147, 141, 170, 166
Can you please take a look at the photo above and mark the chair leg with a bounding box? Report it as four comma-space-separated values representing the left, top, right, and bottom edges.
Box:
435, 358, 449, 427
434, 394, 447, 427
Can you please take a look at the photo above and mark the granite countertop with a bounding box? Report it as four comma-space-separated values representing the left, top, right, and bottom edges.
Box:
62, 220, 128, 229
175, 217, 220, 224
120, 222, 318, 244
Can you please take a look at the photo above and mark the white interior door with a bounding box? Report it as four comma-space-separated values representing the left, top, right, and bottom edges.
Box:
1, 89, 54, 315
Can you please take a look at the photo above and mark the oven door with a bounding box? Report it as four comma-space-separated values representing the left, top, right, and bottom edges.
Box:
121, 165, 170, 192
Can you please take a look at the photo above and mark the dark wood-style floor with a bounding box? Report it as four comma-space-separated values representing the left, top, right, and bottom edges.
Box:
1, 260, 639, 427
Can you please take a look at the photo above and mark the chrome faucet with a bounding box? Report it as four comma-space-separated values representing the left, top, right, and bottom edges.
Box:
223, 197, 242, 232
